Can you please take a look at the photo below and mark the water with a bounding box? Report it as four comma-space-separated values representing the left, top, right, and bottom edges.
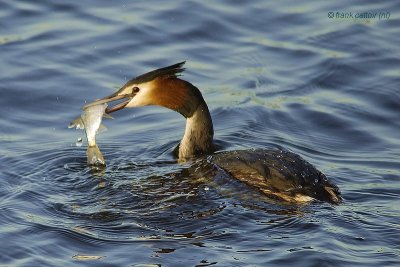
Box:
1, 0, 399, 266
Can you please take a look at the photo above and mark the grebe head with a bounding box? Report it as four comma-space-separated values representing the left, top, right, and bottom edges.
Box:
90, 61, 214, 160
91, 62, 202, 118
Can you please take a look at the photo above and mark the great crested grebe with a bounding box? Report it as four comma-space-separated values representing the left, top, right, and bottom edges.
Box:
90, 62, 342, 204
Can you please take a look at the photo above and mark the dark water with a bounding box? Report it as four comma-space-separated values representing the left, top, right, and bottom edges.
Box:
1, 1, 399, 266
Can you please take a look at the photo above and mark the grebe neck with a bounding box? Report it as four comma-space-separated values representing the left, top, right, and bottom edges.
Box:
179, 101, 214, 161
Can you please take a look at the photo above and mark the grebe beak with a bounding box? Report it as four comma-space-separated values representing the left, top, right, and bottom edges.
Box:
84, 91, 135, 114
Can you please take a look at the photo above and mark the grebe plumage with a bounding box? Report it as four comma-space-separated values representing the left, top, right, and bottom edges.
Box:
92, 62, 342, 204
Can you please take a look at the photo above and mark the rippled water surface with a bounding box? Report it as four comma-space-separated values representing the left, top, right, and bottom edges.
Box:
1, 1, 399, 266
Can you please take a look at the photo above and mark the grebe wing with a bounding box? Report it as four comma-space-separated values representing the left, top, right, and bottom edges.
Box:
211, 149, 341, 204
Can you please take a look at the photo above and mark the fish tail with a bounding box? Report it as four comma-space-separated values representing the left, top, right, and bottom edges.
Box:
86, 144, 106, 166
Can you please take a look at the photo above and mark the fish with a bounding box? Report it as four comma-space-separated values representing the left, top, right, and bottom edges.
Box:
69, 103, 112, 166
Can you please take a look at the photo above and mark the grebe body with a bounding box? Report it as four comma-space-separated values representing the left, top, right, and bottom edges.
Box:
210, 149, 340, 203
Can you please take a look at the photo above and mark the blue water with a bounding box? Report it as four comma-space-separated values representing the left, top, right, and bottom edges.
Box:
1, 1, 399, 266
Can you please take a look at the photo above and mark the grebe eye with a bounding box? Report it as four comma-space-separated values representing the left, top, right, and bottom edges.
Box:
132, 87, 140, 93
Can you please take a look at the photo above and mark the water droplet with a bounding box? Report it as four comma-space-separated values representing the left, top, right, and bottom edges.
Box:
76, 137, 83, 147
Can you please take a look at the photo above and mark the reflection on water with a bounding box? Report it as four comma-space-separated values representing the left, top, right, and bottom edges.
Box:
1, 0, 400, 266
